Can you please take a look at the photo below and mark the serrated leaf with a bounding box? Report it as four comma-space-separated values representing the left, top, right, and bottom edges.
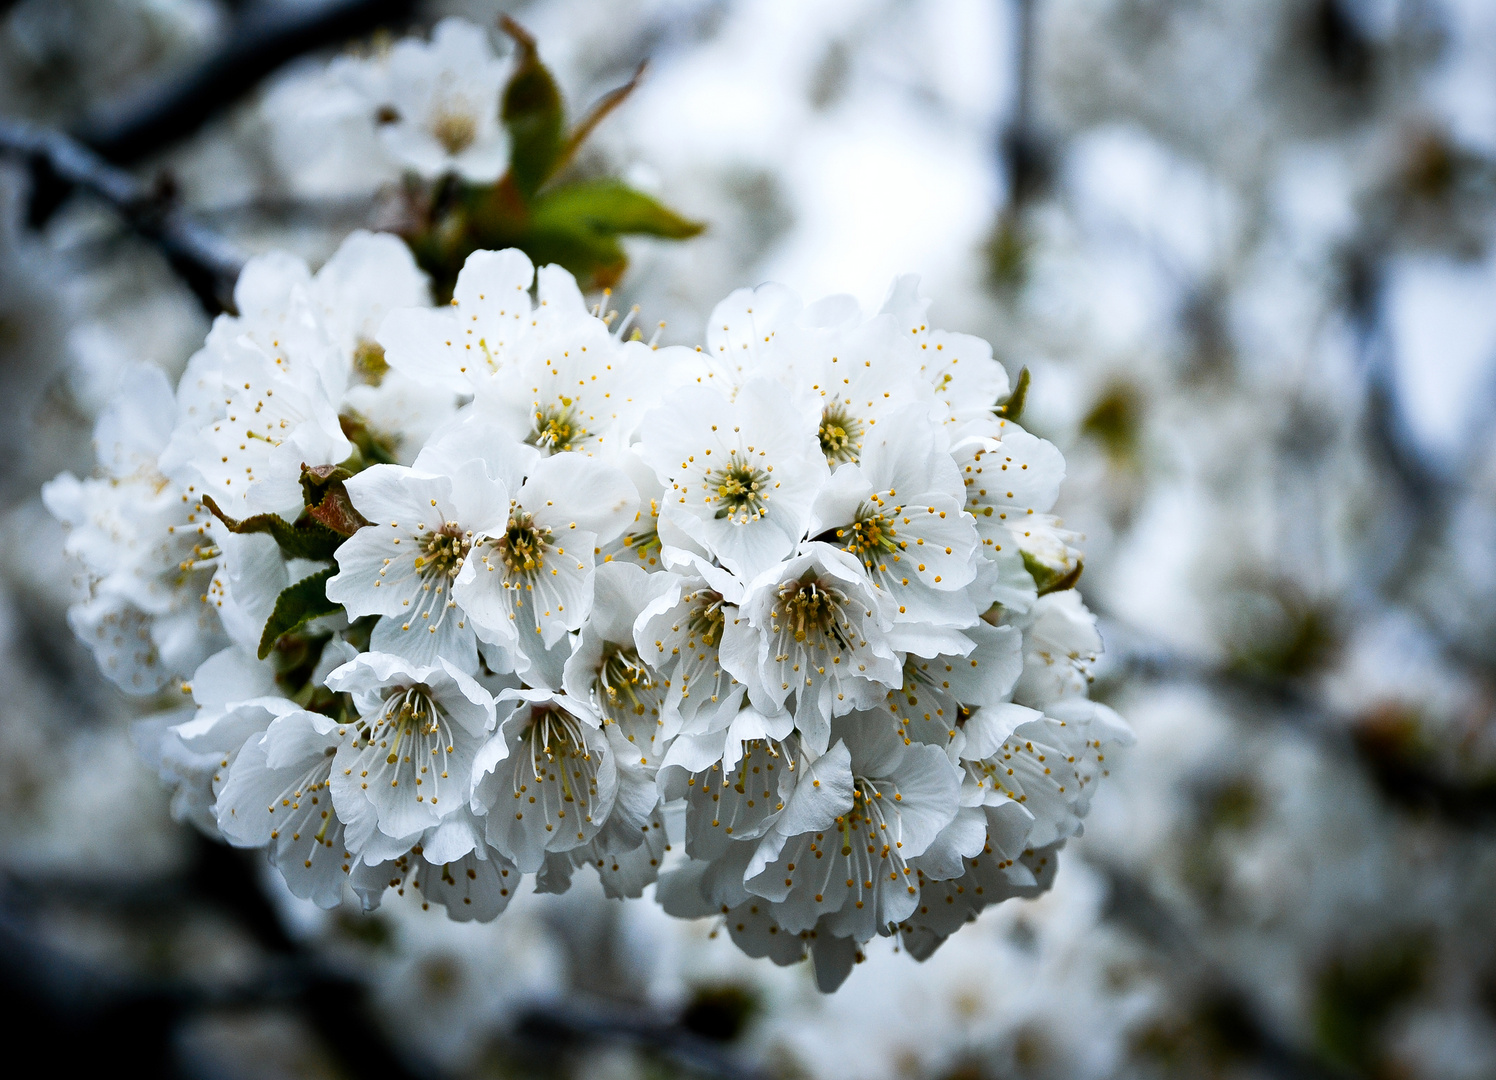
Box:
201, 495, 341, 561
259, 568, 340, 660
501, 18, 565, 197
530, 181, 705, 241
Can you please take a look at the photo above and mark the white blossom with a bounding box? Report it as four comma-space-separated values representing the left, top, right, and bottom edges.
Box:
638, 378, 829, 579
43, 363, 225, 693
325, 651, 497, 846
364, 18, 513, 183
725, 542, 902, 755
49, 240, 1124, 987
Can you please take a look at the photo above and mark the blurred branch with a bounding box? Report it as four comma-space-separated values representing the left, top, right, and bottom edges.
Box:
516, 999, 770, 1080
3, 835, 767, 1080
0, 837, 440, 1080
0, 119, 243, 312
1090, 858, 1356, 1080
1097, 619, 1496, 829
78, 0, 419, 164
1001, 0, 1048, 209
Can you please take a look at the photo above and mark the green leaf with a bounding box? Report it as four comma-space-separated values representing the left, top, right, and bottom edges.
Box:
1023, 550, 1083, 596
996, 366, 1030, 422
201, 495, 341, 562
530, 180, 705, 240
258, 568, 340, 660
517, 225, 629, 290
501, 18, 565, 197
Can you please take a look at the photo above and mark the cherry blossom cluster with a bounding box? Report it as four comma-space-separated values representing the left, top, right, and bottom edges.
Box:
45, 232, 1129, 991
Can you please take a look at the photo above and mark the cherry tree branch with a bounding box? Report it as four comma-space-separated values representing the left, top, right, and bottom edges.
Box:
0, 119, 244, 312
78, 0, 419, 164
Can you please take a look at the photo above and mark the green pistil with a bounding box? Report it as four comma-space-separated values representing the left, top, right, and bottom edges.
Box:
837, 503, 900, 571
498, 509, 552, 577
819, 404, 864, 465
708, 452, 770, 522
527, 400, 583, 454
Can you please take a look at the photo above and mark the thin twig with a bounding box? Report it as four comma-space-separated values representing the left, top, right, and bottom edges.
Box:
78, 0, 420, 164
550, 61, 650, 179
0, 119, 244, 312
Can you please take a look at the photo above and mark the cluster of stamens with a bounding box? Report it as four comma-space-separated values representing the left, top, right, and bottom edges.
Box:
430, 109, 477, 155
819, 404, 864, 465
838, 502, 901, 572
597, 642, 658, 721
708, 452, 771, 523
414, 522, 469, 580
774, 572, 853, 651
528, 400, 582, 454
497, 508, 552, 577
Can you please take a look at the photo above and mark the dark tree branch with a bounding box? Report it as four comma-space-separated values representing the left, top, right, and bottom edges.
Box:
1090, 858, 1357, 1080
78, 0, 419, 164
516, 998, 771, 1080
0, 120, 244, 312
1002, 0, 1049, 208
1096, 619, 1496, 829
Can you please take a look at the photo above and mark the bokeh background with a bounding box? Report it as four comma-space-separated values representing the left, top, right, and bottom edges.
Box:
4, 1, 1496, 1078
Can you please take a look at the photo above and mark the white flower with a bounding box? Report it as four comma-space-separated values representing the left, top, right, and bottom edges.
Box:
636, 558, 751, 753
741, 716, 961, 946
597, 448, 668, 569
378, 248, 537, 395
884, 621, 1025, 747
215, 707, 350, 907
161, 234, 438, 518
694, 282, 804, 390
534, 806, 671, 900
880, 275, 1013, 428
159, 645, 305, 837
897, 841, 1065, 961
725, 542, 901, 755
380, 253, 671, 460
469, 687, 618, 872
663, 708, 797, 861
468, 266, 666, 456
638, 378, 829, 579
325, 651, 497, 846
349, 807, 521, 922
43, 363, 225, 694
807, 406, 983, 645
261, 56, 398, 198
326, 460, 511, 671
171, 335, 350, 520
954, 420, 1080, 594
366, 18, 512, 183
1008, 590, 1103, 708
138, 645, 280, 833
452, 447, 637, 684
561, 562, 679, 767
